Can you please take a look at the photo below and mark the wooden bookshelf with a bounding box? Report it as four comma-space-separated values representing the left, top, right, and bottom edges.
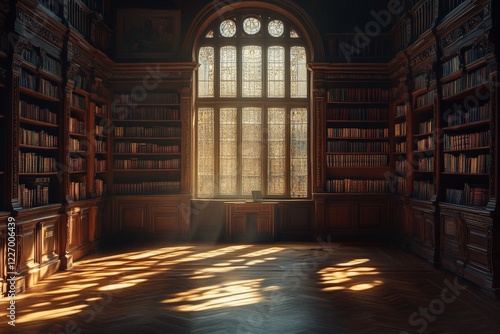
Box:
17, 45, 62, 209
325, 86, 390, 194
111, 91, 182, 196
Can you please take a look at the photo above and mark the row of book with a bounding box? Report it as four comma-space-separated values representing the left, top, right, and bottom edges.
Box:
443, 131, 490, 150
395, 104, 407, 117
113, 92, 179, 104
416, 136, 435, 151
326, 154, 388, 167
94, 104, 108, 117
69, 157, 86, 172
413, 180, 433, 200
327, 88, 389, 103
19, 183, 50, 208
95, 139, 107, 153
396, 160, 409, 174
94, 179, 106, 197
67, 0, 90, 36
415, 90, 435, 109
20, 152, 56, 173
113, 126, 182, 138
443, 153, 489, 174
442, 67, 488, 98
389, 175, 407, 195
327, 128, 388, 138
69, 181, 86, 201
326, 141, 389, 153
69, 138, 82, 151
445, 183, 489, 206
114, 159, 181, 170
445, 104, 489, 127
326, 108, 387, 121
95, 160, 107, 173
113, 181, 181, 195
113, 107, 180, 121
418, 119, 434, 134
394, 122, 407, 136
442, 55, 461, 77
21, 49, 62, 77
463, 47, 486, 66
395, 142, 407, 153
20, 70, 60, 98
72, 93, 86, 110
326, 179, 389, 193
95, 125, 108, 137
414, 73, 427, 91
114, 142, 180, 154
69, 117, 85, 134
20, 128, 58, 147
20, 101, 58, 124
417, 157, 434, 172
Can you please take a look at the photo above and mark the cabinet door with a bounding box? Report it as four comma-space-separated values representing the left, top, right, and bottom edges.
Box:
153, 205, 181, 234
257, 214, 272, 235
326, 202, 354, 233
119, 204, 147, 232
358, 202, 385, 231
41, 219, 58, 264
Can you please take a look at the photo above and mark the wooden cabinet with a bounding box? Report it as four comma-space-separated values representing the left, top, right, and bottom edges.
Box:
440, 204, 499, 295
112, 195, 190, 240
407, 199, 438, 264
225, 202, 279, 242
11, 206, 62, 293
315, 194, 389, 239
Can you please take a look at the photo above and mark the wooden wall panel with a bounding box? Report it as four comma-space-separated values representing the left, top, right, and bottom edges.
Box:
326, 203, 353, 232
358, 203, 384, 230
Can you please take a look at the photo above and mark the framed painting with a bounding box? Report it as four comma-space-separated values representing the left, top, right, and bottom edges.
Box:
116, 9, 181, 58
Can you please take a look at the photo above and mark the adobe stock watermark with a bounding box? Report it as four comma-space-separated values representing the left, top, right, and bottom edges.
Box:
340, 0, 404, 62
400, 277, 467, 333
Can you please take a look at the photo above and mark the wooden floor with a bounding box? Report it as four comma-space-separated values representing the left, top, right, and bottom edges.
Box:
2, 240, 500, 333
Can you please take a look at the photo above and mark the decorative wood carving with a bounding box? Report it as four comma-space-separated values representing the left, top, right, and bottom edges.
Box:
16, 8, 64, 49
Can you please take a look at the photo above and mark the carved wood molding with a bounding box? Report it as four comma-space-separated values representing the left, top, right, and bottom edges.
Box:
409, 44, 436, 68
441, 9, 487, 50
16, 7, 64, 49
111, 71, 191, 81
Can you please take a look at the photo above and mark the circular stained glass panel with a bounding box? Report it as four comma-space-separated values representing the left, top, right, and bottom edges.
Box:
268, 19, 284, 37
220, 19, 236, 37
243, 17, 261, 35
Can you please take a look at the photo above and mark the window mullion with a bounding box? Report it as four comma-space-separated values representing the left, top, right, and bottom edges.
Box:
285, 105, 291, 197
262, 106, 268, 196
236, 107, 243, 196
214, 107, 221, 197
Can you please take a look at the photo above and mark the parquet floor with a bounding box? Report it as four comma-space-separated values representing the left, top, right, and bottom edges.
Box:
2, 240, 500, 334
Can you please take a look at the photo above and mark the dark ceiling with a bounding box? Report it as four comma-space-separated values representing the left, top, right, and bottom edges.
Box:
105, 0, 394, 34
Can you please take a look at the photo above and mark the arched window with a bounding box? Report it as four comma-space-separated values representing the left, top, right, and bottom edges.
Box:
196, 13, 309, 198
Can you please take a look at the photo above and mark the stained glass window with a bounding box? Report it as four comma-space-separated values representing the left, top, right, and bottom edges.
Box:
242, 107, 263, 194
196, 13, 309, 198
268, 108, 286, 195
198, 47, 214, 98
220, 19, 236, 37
268, 20, 284, 37
219, 108, 238, 195
197, 108, 215, 197
220, 46, 237, 98
268, 46, 285, 98
290, 46, 307, 98
243, 17, 261, 35
242, 46, 262, 97
290, 108, 308, 198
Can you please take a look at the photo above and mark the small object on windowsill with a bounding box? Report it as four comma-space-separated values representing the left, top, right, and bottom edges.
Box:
252, 190, 262, 202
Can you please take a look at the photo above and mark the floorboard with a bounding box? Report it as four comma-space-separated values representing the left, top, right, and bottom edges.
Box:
2, 241, 500, 333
